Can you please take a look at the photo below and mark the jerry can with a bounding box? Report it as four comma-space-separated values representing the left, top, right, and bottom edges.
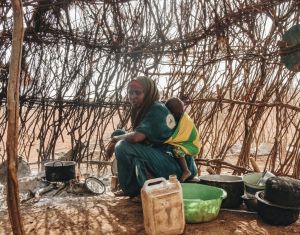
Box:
141, 175, 185, 235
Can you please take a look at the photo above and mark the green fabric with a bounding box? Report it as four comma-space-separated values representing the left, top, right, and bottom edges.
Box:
115, 141, 197, 197
113, 102, 197, 197
164, 112, 201, 157
281, 24, 300, 71
111, 129, 126, 138
135, 101, 176, 144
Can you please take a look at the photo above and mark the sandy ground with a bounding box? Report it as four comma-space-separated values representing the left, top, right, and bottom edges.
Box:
0, 192, 300, 235
0, 146, 300, 234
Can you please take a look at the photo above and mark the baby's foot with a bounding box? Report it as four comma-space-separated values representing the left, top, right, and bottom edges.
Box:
180, 170, 192, 182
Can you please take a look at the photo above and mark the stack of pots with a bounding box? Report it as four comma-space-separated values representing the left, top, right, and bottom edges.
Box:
242, 172, 274, 212
255, 176, 300, 226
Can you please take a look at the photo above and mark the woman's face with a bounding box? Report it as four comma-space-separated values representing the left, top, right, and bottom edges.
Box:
128, 86, 145, 108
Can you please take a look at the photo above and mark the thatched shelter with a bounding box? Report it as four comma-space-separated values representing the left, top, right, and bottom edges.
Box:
1, 0, 300, 233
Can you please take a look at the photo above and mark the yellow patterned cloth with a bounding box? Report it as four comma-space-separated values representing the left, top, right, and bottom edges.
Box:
164, 112, 201, 157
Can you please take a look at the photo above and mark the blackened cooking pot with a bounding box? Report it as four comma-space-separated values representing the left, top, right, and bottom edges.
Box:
44, 161, 76, 182
198, 175, 244, 208
256, 191, 300, 226
265, 176, 300, 208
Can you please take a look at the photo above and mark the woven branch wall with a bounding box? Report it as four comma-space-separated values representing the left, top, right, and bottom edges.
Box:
1, 0, 300, 177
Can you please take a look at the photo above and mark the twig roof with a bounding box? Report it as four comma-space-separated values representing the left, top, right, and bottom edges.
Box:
1, 0, 300, 177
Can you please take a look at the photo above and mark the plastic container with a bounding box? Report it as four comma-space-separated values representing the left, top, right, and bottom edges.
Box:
243, 172, 265, 197
182, 183, 227, 223
141, 176, 185, 235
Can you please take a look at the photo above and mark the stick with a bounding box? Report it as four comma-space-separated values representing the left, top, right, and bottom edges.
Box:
206, 166, 217, 175
250, 157, 261, 172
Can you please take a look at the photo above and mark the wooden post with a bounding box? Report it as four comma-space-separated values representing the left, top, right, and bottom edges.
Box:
6, 0, 25, 234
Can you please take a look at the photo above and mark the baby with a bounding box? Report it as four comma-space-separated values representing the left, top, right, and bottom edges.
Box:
165, 97, 201, 182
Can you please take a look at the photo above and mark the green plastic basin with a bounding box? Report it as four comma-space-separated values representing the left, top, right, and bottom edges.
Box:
181, 183, 227, 223
243, 172, 265, 198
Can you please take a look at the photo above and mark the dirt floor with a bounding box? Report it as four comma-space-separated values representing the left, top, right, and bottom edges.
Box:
1, 152, 300, 234
0, 190, 300, 235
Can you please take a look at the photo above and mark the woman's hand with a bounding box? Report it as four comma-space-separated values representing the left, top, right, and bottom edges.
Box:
104, 135, 124, 161
104, 131, 146, 160
111, 136, 119, 143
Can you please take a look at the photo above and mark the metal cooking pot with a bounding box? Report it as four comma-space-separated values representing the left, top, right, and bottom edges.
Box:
256, 191, 300, 226
44, 161, 76, 182
265, 176, 300, 208
198, 174, 244, 208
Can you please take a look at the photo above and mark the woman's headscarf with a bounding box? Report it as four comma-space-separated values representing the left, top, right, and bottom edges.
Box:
128, 76, 159, 129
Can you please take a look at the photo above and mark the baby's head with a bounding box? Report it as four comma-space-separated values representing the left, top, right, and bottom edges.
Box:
166, 97, 184, 120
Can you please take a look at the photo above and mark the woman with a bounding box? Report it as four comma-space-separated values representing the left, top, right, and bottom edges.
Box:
107, 76, 197, 197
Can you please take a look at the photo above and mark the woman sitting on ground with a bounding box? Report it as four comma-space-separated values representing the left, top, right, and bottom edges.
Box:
106, 76, 197, 197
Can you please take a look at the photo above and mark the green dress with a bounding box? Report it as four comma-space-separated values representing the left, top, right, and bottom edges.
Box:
114, 102, 197, 197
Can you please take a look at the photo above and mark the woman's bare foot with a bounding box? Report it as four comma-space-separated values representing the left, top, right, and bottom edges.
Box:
180, 170, 191, 182
114, 190, 126, 197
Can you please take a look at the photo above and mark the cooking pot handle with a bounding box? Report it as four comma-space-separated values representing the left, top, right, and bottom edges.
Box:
52, 161, 64, 167
221, 189, 227, 200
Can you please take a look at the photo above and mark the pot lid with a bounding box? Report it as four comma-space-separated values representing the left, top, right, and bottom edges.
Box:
85, 177, 106, 194
44, 160, 76, 167
255, 191, 300, 210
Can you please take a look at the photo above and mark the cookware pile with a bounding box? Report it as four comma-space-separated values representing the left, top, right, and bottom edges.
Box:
44, 160, 106, 194
255, 176, 300, 226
